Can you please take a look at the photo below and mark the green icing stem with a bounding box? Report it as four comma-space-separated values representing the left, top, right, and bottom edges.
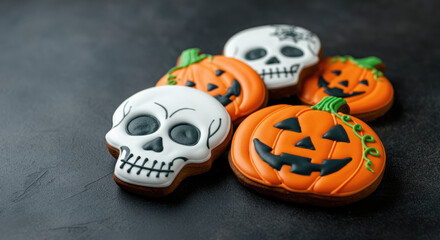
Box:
166, 48, 213, 85
331, 55, 384, 81
311, 96, 379, 173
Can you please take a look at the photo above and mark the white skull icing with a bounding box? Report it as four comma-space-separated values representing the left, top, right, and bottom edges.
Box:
224, 24, 321, 90
105, 86, 231, 188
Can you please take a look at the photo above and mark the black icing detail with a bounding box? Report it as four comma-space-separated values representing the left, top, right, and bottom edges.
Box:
215, 70, 225, 76
245, 48, 267, 60
331, 70, 341, 76
169, 123, 200, 146
317, 75, 327, 88
266, 56, 280, 65
318, 76, 365, 98
359, 79, 369, 86
142, 137, 164, 152
154, 102, 195, 119
253, 138, 351, 176
274, 117, 301, 133
127, 156, 141, 173
118, 146, 132, 169
207, 118, 222, 149
169, 107, 196, 118
339, 80, 349, 87
207, 83, 218, 91
271, 25, 317, 44
118, 146, 190, 178
320, 158, 353, 176
295, 136, 315, 150
113, 101, 132, 128
126, 115, 160, 136
214, 79, 241, 106
154, 102, 168, 119
259, 64, 299, 80
120, 157, 174, 178
322, 125, 350, 143
280, 46, 304, 57
186, 80, 196, 87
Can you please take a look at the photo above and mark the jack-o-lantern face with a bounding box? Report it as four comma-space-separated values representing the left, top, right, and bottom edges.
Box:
229, 97, 386, 205
156, 48, 267, 123
299, 56, 394, 120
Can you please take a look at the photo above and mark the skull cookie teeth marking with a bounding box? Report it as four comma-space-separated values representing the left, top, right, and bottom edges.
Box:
105, 86, 231, 190
224, 24, 321, 90
259, 64, 299, 80
118, 146, 187, 178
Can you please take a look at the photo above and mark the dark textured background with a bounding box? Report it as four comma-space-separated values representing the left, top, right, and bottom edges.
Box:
0, 0, 439, 239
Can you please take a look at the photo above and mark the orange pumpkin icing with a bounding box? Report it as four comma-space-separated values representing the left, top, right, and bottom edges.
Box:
156, 49, 267, 123
299, 56, 393, 116
230, 97, 386, 197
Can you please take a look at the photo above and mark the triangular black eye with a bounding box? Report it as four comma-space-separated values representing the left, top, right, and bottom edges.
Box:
322, 125, 350, 143
185, 80, 196, 87
359, 79, 369, 86
274, 117, 301, 133
216, 70, 225, 76
207, 83, 218, 91
339, 80, 348, 87
295, 136, 315, 150
332, 70, 341, 76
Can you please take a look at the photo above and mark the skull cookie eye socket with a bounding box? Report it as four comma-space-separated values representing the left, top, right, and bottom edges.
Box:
127, 115, 160, 136
244, 48, 267, 60
169, 123, 200, 146
280, 46, 304, 57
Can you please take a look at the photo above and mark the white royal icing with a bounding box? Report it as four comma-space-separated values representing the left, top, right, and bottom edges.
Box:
224, 24, 321, 90
105, 86, 231, 188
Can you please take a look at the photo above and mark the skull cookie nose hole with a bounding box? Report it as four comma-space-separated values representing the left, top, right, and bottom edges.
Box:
143, 137, 164, 152
266, 57, 280, 65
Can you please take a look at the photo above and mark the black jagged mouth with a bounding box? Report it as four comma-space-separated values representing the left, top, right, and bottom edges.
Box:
253, 138, 351, 176
214, 79, 241, 106
117, 146, 187, 178
258, 64, 299, 80
318, 76, 365, 98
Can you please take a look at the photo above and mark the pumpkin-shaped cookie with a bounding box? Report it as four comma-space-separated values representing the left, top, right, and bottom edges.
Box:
229, 97, 386, 206
156, 48, 268, 124
298, 56, 394, 121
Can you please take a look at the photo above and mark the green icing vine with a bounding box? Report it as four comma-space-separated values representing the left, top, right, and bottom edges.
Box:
311, 96, 379, 173
166, 48, 213, 85
331, 55, 384, 81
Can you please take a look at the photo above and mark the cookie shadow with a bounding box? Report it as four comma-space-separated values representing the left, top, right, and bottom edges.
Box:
267, 95, 302, 107
246, 155, 401, 215
370, 93, 404, 126
116, 150, 232, 205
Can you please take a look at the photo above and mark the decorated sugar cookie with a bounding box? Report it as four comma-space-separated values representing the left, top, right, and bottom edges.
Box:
299, 56, 394, 121
229, 97, 386, 206
156, 48, 267, 124
106, 86, 232, 197
223, 24, 322, 98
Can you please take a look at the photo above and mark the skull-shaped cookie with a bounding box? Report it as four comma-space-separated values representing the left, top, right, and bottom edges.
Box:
105, 86, 232, 196
224, 24, 321, 95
